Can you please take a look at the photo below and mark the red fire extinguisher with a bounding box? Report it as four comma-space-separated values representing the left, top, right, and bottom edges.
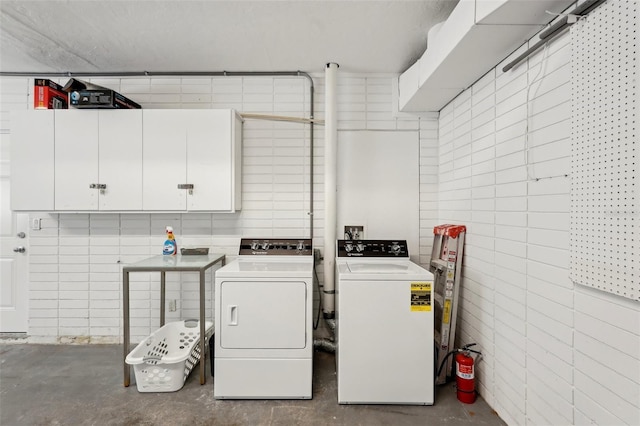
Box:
455, 350, 476, 404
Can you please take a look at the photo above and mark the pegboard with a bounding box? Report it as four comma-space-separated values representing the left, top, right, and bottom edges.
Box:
570, 0, 638, 301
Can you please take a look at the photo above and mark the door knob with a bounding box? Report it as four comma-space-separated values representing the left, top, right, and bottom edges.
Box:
17, 232, 26, 238
13, 246, 26, 253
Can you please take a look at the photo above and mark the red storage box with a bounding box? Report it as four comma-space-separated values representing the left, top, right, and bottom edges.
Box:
34, 79, 68, 109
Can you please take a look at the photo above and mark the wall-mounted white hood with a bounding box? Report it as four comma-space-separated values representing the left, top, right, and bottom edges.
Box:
398, 0, 576, 113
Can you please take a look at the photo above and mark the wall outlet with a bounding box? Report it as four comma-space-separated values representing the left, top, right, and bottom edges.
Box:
168, 300, 177, 312
344, 226, 364, 240
31, 218, 41, 230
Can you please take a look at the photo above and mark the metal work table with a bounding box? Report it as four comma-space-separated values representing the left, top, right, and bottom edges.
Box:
122, 253, 225, 387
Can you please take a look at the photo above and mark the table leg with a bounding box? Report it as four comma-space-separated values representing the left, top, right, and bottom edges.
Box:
200, 269, 206, 385
160, 271, 166, 327
123, 270, 130, 387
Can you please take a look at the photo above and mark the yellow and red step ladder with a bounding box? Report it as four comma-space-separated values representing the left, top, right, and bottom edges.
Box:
430, 224, 466, 385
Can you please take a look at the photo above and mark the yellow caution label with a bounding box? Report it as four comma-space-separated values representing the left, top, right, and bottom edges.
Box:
411, 282, 432, 312
442, 299, 452, 323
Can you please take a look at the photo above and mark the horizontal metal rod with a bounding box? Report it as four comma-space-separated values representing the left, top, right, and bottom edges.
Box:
539, 15, 569, 40
0, 70, 309, 78
503, 0, 607, 73
502, 30, 563, 73
240, 113, 324, 125
539, 0, 602, 39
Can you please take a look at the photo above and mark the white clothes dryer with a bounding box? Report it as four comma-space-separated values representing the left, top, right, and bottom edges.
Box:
335, 239, 435, 405
214, 238, 314, 399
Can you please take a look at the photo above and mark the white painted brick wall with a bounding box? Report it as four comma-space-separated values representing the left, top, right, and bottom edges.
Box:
436, 18, 640, 426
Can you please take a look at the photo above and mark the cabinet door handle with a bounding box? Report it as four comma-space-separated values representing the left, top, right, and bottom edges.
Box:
177, 184, 194, 190
228, 305, 238, 326
89, 184, 107, 190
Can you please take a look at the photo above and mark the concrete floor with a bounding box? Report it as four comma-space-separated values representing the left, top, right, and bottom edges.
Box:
0, 343, 505, 426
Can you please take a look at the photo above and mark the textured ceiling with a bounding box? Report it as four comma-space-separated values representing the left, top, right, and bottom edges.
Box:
0, 0, 460, 75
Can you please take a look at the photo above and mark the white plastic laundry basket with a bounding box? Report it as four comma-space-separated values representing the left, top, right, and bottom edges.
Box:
125, 319, 214, 392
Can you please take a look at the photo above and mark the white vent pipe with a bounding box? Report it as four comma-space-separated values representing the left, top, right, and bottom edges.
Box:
323, 62, 339, 318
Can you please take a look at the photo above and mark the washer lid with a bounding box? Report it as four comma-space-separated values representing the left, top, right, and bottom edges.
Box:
347, 262, 410, 273
339, 259, 433, 281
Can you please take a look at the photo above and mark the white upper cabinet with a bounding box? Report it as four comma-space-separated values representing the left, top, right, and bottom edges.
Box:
143, 109, 242, 212
10, 109, 241, 212
54, 110, 143, 211
186, 110, 238, 211
98, 110, 143, 210
54, 110, 99, 210
10, 111, 55, 211
142, 110, 188, 211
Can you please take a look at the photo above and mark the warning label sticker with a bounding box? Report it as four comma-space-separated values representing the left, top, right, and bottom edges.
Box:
442, 299, 452, 323
411, 282, 432, 312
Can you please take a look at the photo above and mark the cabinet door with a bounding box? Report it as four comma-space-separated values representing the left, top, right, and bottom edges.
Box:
54, 110, 99, 210
142, 110, 187, 210
186, 110, 233, 211
98, 110, 143, 210
10, 111, 55, 210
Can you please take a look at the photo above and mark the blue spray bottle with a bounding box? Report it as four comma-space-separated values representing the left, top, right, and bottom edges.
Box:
163, 226, 177, 256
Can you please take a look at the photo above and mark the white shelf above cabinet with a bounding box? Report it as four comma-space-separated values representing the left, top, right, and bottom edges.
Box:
398, 0, 575, 112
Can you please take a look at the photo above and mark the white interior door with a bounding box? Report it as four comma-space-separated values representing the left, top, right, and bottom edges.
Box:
0, 156, 29, 333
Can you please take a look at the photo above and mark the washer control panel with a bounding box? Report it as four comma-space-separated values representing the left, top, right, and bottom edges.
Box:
239, 238, 313, 256
337, 239, 409, 257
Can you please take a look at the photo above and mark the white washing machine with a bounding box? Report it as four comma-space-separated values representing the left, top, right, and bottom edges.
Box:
214, 238, 314, 399
336, 239, 435, 405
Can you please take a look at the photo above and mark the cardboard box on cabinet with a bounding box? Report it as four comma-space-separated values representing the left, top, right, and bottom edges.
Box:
34, 79, 69, 109
63, 78, 141, 109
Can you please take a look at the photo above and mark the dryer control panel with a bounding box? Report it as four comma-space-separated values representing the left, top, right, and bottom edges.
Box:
239, 238, 313, 256
337, 239, 409, 257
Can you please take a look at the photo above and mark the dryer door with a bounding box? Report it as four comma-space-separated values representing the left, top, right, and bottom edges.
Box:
220, 280, 307, 349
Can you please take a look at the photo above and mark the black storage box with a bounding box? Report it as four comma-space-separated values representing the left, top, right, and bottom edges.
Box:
69, 89, 141, 109
63, 78, 141, 109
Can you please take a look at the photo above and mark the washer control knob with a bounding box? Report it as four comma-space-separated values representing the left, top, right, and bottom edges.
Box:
261, 242, 271, 250
251, 242, 260, 250
297, 241, 305, 251
345, 243, 353, 252
390, 243, 401, 254
356, 243, 365, 253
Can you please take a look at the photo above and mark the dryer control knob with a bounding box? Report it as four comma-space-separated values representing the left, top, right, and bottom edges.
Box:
345, 243, 353, 252
356, 243, 365, 253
